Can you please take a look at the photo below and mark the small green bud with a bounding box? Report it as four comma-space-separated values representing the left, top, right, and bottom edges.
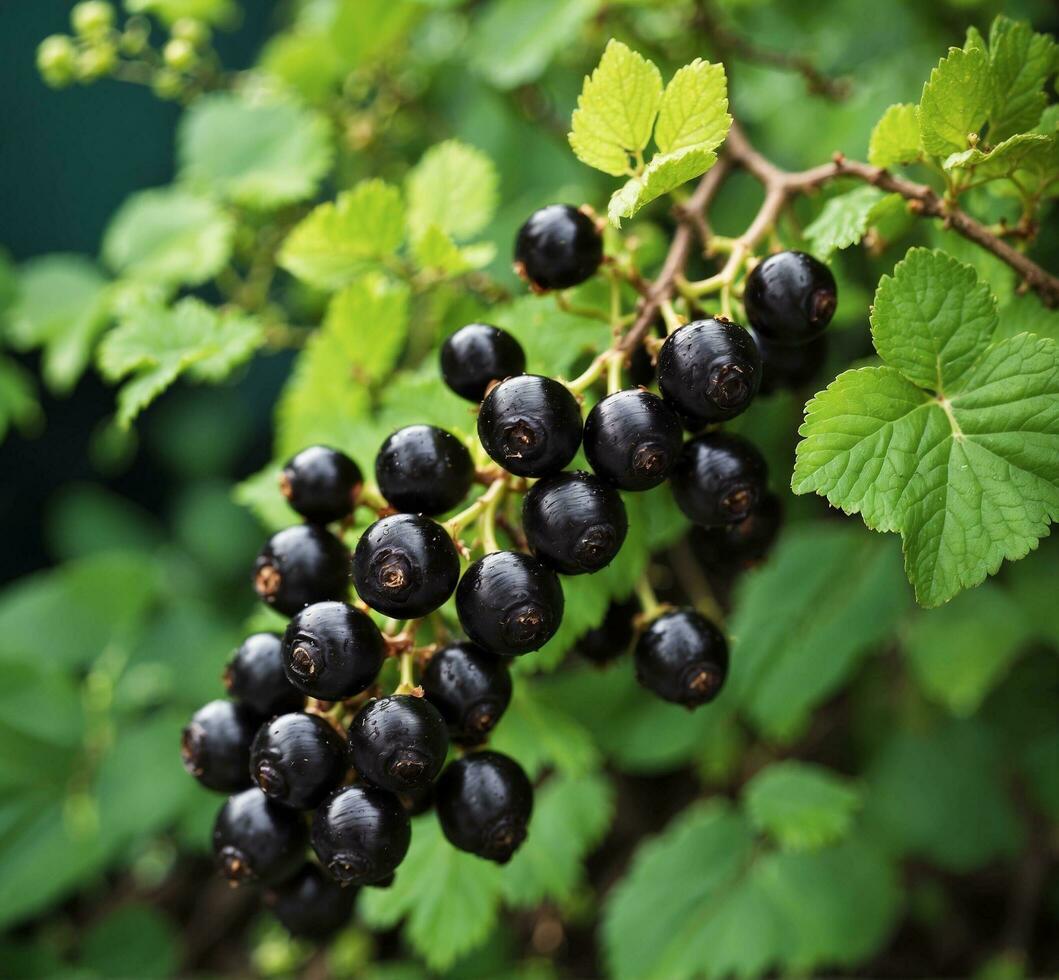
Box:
171, 17, 210, 48
151, 68, 184, 101
77, 43, 118, 82
71, 1, 115, 37
163, 38, 196, 72
37, 34, 79, 88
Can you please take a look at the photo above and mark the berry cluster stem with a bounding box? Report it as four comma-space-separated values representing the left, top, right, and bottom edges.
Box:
444, 477, 508, 542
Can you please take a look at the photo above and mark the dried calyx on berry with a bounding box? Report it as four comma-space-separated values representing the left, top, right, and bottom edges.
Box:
213, 788, 307, 887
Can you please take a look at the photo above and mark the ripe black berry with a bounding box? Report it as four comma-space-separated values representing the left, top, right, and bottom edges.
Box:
583, 389, 683, 491
224, 633, 304, 717
436, 751, 533, 864
456, 551, 564, 656
522, 471, 628, 575
441, 323, 526, 402
398, 784, 435, 816
477, 374, 582, 478
267, 864, 357, 941
692, 491, 783, 569
514, 204, 603, 291
635, 609, 729, 707
744, 250, 837, 345
670, 432, 768, 527
250, 712, 349, 810
311, 784, 411, 886
575, 596, 638, 665
353, 514, 460, 618
375, 425, 474, 516
750, 328, 829, 394
181, 699, 260, 793
213, 788, 307, 886
657, 319, 761, 424
421, 642, 512, 744
347, 695, 450, 792
280, 445, 362, 524
253, 525, 351, 617
282, 601, 385, 701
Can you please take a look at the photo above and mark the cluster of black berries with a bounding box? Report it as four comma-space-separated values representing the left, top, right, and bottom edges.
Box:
180, 203, 836, 941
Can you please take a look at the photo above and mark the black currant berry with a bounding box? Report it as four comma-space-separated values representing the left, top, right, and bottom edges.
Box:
692, 491, 783, 570
583, 389, 683, 491
441, 323, 526, 402
657, 319, 761, 424
267, 864, 357, 941
750, 328, 829, 394
744, 250, 837, 345
253, 525, 351, 617
627, 339, 657, 388
374, 425, 474, 516
224, 633, 304, 717
514, 204, 603, 291
181, 699, 260, 793
311, 784, 411, 886
477, 374, 582, 478
250, 712, 349, 810
456, 551, 564, 656
670, 432, 768, 527
522, 471, 628, 575
436, 751, 533, 864
398, 784, 435, 816
347, 695, 450, 792
575, 596, 638, 665
280, 445, 362, 524
635, 609, 729, 708
353, 514, 460, 619
213, 788, 307, 887
282, 601, 385, 701
421, 642, 512, 744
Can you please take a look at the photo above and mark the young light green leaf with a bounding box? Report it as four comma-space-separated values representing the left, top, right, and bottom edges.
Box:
321, 273, 410, 383
653, 59, 731, 155
868, 103, 921, 167
985, 15, 1057, 141
124, 0, 236, 26
918, 47, 993, 157
406, 140, 498, 241
607, 146, 716, 225
102, 186, 235, 288
0, 357, 41, 442
233, 464, 297, 532
178, 93, 333, 209
745, 762, 862, 851
803, 186, 887, 258
943, 132, 1054, 183
489, 294, 612, 376
569, 39, 663, 176
278, 180, 405, 290
412, 225, 496, 277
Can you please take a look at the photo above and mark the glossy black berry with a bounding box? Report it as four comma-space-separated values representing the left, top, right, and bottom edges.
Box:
522, 471, 627, 575
441, 323, 526, 402
576, 596, 638, 665
213, 788, 307, 887
657, 319, 761, 424
421, 642, 512, 744
744, 250, 837, 345
267, 864, 357, 941
251, 712, 349, 810
253, 525, 351, 617
456, 551, 564, 656
353, 514, 460, 618
181, 700, 260, 793
670, 432, 768, 528
477, 374, 582, 478
750, 328, 829, 394
398, 784, 435, 816
224, 633, 304, 717
375, 425, 474, 516
692, 491, 783, 570
280, 445, 362, 524
436, 751, 533, 864
311, 784, 411, 886
282, 601, 385, 701
514, 204, 603, 291
347, 695, 450, 792
635, 609, 729, 707
583, 389, 683, 491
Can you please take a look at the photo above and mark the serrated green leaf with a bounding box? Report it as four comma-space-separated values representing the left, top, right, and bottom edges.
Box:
569, 39, 663, 176
406, 141, 497, 241
868, 103, 922, 167
654, 59, 731, 155
745, 762, 862, 851
608, 146, 716, 225
278, 180, 405, 290
998, 291, 1059, 344
803, 186, 886, 258
322, 273, 410, 383
490, 295, 613, 377
918, 47, 993, 157
178, 93, 333, 209
412, 225, 496, 277
944, 132, 1054, 185
986, 16, 1057, 141
80, 905, 179, 980
102, 186, 235, 288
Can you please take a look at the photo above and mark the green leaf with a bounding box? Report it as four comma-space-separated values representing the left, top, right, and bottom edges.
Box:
278, 180, 405, 290
608, 146, 717, 226
803, 186, 887, 258
0, 357, 41, 442
918, 47, 993, 157
234, 464, 297, 532
569, 39, 663, 177
997, 291, 1059, 344
406, 141, 498, 241
985, 16, 1057, 141
944, 132, 1054, 183
868, 103, 921, 167
80, 905, 179, 979
124, 0, 236, 25
102, 186, 235, 288
321, 274, 410, 384
490, 295, 612, 377
654, 59, 731, 155
412, 225, 496, 277
745, 762, 862, 851
178, 93, 333, 209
